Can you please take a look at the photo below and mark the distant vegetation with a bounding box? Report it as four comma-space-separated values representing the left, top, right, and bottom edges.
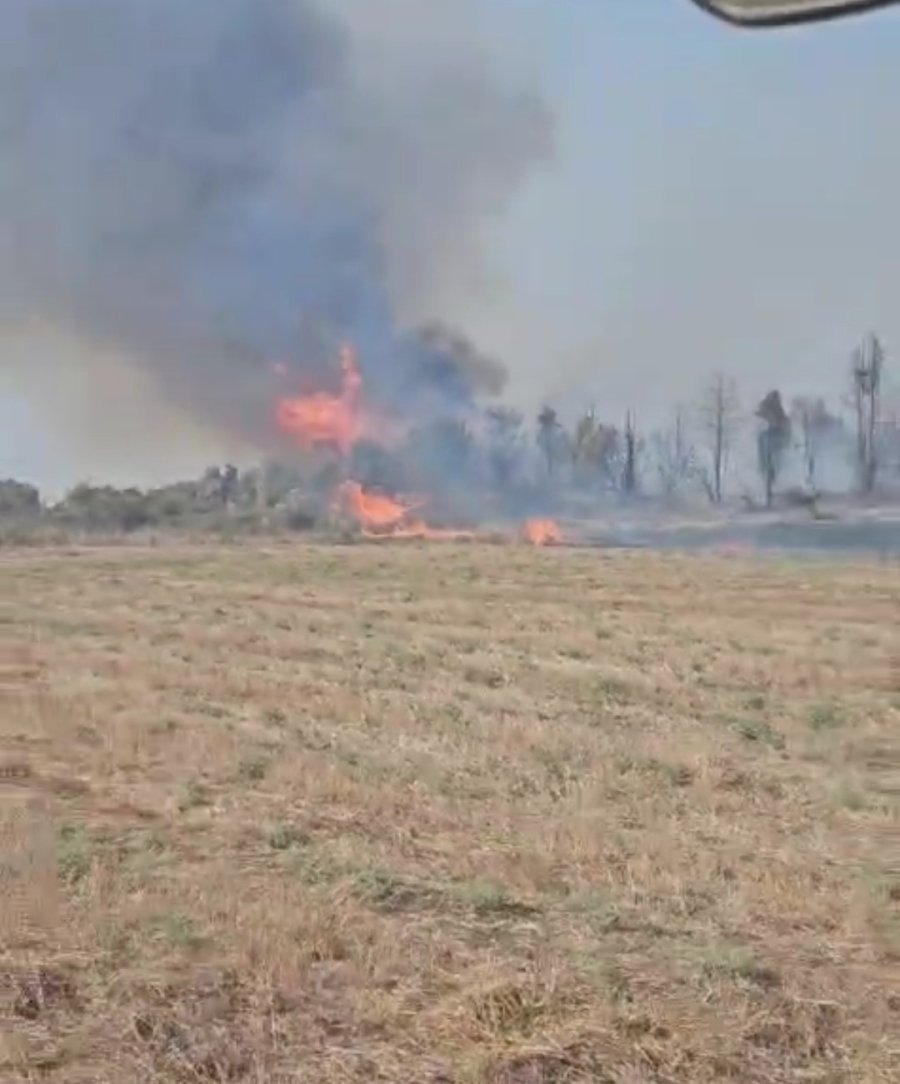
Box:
3, 331, 899, 541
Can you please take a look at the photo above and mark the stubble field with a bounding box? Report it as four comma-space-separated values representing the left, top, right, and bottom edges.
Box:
1, 542, 898, 1082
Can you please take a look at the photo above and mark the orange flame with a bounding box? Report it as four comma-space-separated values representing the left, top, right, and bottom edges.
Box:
334, 480, 474, 540
273, 344, 561, 546
276, 344, 363, 455
336, 480, 415, 531
523, 518, 562, 546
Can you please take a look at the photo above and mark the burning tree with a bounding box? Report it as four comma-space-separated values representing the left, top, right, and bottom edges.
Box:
270, 342, 560, 541
755, 390, 791, 508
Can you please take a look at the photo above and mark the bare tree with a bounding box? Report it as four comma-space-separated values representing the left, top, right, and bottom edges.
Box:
755, 390, 791, 508
790, 396, 841, 491
653, 406, 697, 498
698, 373, 740, 504
620, 411, 641, 496
849, 332, 884, 494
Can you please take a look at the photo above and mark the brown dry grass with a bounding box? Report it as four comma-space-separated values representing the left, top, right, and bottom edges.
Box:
1, 542, 898, 1083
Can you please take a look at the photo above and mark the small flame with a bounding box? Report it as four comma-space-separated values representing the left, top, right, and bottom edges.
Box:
334, 480, 474, 540
276, 344, 363, 455
336, 480, 415, 531
523, 518, 562, 546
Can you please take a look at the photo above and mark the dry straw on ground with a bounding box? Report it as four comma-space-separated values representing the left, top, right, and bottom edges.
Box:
1, 542, 898, 1082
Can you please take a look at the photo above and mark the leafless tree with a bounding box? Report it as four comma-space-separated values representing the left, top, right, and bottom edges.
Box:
621, 411, 640, 495
653, 406, 697, 497
697, 373, 740, 504
790, 396, 841, 491
849, 332, 884, 494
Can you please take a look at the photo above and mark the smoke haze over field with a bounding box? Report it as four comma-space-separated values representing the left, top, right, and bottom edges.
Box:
0, 0, 550, 462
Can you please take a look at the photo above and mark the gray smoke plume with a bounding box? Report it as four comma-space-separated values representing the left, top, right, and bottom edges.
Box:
0, 0, 551, 449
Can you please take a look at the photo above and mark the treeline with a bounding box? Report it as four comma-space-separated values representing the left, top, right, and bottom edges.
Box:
0, 467, 280, 538
531, 331, 899, 507
2, 332, 898, 538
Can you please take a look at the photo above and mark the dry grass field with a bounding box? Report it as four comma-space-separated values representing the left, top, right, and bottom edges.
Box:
1, 542, 898, 1083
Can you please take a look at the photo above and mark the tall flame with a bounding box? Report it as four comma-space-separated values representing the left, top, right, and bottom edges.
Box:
273, 343, 563, 545
276, 344, 363, 455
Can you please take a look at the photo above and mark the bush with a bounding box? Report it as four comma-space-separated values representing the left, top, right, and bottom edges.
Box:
56, 484, 152, 532
0, 479, 41, 517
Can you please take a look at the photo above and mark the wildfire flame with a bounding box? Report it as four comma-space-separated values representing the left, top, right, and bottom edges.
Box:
273, 342, 562, 546
276, 344, 363, 455
334, 480, 473, 540
336, 480, 414, 531
523, 518, 563, 546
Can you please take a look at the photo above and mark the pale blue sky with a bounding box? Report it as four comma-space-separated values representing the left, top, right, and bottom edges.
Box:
484, 0, 900, 412
3, 0, 900, 490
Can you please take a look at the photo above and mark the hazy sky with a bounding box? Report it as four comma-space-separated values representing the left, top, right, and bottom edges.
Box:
3, 0, 900, 491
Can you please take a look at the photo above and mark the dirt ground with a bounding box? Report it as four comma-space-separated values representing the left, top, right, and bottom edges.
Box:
1, 542, 897, 1082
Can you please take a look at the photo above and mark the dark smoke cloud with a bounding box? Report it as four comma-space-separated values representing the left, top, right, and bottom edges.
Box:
0, 0, 551, 448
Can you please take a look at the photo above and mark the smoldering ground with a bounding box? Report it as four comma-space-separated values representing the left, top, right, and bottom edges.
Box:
0, 0, 551, 453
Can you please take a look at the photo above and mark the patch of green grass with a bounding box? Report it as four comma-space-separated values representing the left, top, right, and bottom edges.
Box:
727, 716, 786, 751
178, 778, 212, 811
463, 665, 506, 689
57, 823, 92, 886
353, 867, 441, 912
566, 891, 620, 932
456, 879, 537, 917
152, 912, 208, 950
699, 945, 779, 989
267, 822, 309, 851
595, 676, 631, 705
287, 845, 342, 887
832, 781, 867, 811
354, 867, 408, 904
809, 702, 845, 733
624, 754, 693, 789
